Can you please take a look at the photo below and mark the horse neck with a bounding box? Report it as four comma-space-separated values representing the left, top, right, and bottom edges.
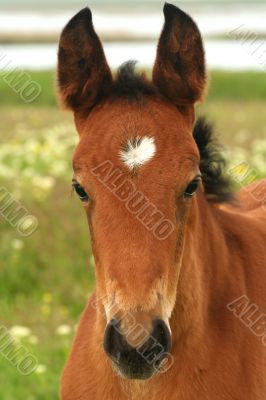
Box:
171, 192, 230, 348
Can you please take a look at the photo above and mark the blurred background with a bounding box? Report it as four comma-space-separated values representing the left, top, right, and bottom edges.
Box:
0, 1, 265, 399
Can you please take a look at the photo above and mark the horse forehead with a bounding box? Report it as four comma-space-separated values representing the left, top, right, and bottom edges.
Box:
83, 98, 184, 140
74, 101, 196, 171
74, 133, 195, 181
80, 114, 185, 156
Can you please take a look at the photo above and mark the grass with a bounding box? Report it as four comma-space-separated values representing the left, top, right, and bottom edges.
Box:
1, 70, 266, 108
207, 71, 266, 101
0, 70, 57, 107
0, 107, 91, 399
0, 70, 265, 399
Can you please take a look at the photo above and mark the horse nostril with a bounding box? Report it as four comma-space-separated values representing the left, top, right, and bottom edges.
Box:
103, 319, 124, 362
152, 318, 172, 353
138, 319, 172, 364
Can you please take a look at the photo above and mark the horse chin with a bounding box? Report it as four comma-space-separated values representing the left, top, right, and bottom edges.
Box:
112, 362, 156, 381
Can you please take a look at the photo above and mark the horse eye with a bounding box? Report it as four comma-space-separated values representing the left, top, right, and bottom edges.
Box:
72, 181, 89, 202
184, 177, 201, 198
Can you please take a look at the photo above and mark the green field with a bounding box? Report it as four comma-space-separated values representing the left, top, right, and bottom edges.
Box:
0, 70, 265, 399
1, 69, 266, 106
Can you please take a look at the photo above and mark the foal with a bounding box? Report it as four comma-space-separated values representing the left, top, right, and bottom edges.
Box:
57, 4, 266, 399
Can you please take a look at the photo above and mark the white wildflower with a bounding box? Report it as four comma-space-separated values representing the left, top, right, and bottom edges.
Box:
56, 325, 72, 336
11, 239, 24, 251
28, 335, 39, 345
35, 364, 47, 374
32, 176, 55, 191
10, 326, 31, 338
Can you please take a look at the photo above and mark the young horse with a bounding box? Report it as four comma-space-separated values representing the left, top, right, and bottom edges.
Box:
57, 4, 266, 399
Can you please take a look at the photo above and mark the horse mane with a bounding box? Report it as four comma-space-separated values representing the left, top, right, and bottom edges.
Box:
112, 62, 233, 203
112, 61, 155, 100
193, 117, 234, 203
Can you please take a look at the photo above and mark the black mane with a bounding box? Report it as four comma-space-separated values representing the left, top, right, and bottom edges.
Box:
193, 117, 233, 203
112, 61, 155, 100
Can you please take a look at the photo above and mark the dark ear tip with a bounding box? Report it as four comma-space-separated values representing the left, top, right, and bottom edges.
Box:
163, 3, 181, 17
73, 7, 92, 20
163, 3, 192, 22
79, 7, 92, 20
64, 7, 92, 31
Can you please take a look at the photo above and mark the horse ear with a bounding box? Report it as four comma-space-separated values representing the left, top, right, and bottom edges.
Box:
152, 3, 207, 106
57, 8, 112, 111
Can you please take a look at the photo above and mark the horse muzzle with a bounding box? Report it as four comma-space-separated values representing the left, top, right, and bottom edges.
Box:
103, 318, 172, 380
